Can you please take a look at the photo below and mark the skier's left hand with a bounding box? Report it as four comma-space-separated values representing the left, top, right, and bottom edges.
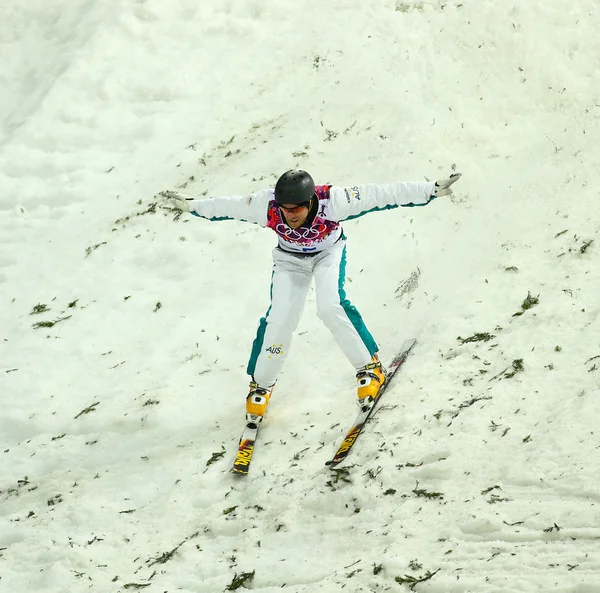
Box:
161, 190, 192, 212
434, 173, 462, 197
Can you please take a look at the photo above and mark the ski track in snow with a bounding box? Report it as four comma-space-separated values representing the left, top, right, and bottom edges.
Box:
1, 1, 600, 592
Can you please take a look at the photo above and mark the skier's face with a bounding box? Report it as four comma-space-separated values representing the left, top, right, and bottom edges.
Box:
280, 203, 310, 228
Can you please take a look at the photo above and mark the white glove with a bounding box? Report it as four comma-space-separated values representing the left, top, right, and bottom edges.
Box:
434, 173, 462, 197
161, 190, 192, 212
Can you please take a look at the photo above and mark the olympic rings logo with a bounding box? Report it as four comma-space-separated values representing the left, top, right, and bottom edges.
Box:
274, 223, 324, 241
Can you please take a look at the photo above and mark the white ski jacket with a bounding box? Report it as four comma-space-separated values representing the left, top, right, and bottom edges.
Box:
187, 181, 436, 255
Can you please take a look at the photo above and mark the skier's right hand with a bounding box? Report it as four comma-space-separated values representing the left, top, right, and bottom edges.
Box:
161, 190, 192, 212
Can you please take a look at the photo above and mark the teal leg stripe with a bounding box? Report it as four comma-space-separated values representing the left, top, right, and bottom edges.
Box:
247, 273, 274, 376
338, 246, 378, 355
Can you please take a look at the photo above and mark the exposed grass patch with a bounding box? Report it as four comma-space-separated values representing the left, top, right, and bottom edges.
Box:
412, 481, 444, 500
513, 292, 539, 317
115, 202, 158, 226
326, 467, 352, 490
457, 332, 495, 345
504, 358, 524, 378
146, 531, 199, 568
206, 448, 226, 467
30, 303, 50, 315
395, 568, 440, 590
85, 242, 107, 257
74, 402, 100, 420
226, 571, 255, 591
31, 315, 72, 330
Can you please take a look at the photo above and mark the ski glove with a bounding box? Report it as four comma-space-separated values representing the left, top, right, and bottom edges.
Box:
161, 190, 192, 212
434, 173, 462, 197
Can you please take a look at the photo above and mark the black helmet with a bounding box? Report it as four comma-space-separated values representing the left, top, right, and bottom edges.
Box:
274, 170, 315, 205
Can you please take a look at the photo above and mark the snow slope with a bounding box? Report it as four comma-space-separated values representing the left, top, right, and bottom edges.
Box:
1, 1, 599, 592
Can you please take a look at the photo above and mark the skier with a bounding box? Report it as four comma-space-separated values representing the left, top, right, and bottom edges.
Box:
163, 170, 461, 428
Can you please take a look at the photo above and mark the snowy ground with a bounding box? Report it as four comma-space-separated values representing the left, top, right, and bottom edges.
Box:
1, 1, 600, 592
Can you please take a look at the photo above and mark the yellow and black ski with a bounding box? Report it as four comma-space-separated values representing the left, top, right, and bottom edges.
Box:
231, 425, 259, 475
325, 339, 417, 468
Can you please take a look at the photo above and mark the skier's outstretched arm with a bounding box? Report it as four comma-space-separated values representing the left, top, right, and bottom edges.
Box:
162, 189, 271, 226
328, 173, 461, 222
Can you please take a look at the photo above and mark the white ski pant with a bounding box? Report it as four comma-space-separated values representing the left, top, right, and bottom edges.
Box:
247, 241, 378, 387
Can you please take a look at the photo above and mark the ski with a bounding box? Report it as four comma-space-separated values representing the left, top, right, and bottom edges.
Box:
231, 424, 259, 476
325, 338, 417, 468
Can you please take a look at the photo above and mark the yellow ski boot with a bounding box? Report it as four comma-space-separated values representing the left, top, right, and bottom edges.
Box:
246, 381, 273, 427
356, 355, 386, 409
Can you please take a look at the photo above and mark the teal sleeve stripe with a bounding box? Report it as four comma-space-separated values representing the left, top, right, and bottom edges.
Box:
338, 246, 378, 356
341, 194, 436, 222
191, 212, 239, 221
246, 273, 274, 377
